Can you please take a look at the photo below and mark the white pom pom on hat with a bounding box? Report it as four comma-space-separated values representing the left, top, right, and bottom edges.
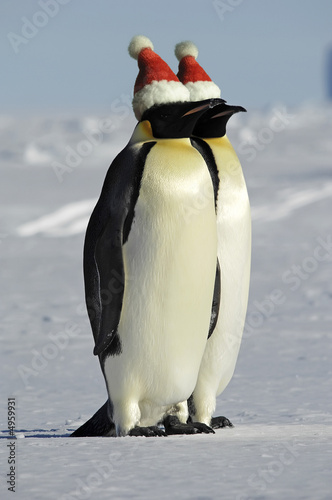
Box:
128, 35, 189, 121
174, 41, 199, 61
128, 35, 154, 60
175, 40, 221, 101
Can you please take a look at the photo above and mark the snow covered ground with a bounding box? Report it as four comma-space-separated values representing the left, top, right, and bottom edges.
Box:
1, 102, 332, 499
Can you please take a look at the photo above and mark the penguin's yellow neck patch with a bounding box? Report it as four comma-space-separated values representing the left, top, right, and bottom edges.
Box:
205, 135, 231, 148
130, 120, 154, 144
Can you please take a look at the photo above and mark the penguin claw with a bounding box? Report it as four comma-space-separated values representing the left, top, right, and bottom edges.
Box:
210, 416, 234, 429
191, 422, 215, 434
128, 425, 167, 437
163, 415, 214, 435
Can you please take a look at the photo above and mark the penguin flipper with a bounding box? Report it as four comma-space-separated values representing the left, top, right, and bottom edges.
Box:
208, 259, 221, 339
71, 401, 116, 437
83, 150, 129, 356
84, 142, 156, 356
93, 214, 126, 356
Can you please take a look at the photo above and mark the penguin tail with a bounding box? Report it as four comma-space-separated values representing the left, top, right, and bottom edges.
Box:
70, 400, 116, 437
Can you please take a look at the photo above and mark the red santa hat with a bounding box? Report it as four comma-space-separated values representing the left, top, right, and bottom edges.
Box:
128, 35, 190, 120
175, 41, 221, 101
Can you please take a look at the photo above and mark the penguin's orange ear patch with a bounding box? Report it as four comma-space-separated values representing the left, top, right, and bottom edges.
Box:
141, 120, 153, 137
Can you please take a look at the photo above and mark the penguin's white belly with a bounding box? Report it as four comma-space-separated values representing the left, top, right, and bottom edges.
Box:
104, 141, 217, 417
194, 137, 251, 402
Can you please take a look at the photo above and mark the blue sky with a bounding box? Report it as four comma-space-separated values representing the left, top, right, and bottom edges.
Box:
1, 0, 332, 113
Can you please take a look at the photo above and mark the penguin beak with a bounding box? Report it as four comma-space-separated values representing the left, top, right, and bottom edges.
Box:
181, 102, 211, 117
211, 105, 246, 119
211, 110, 235, 119
180, 98, 225, 118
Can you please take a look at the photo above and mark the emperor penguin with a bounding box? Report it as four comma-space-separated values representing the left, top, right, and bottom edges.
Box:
175, 41, 251, 429
72, 36, 221, 437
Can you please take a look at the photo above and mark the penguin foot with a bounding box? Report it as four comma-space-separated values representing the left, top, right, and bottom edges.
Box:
128, 425, 167, 437
164, 415, 214, 435
210, 416, 233, 429
191, 421, 215, 434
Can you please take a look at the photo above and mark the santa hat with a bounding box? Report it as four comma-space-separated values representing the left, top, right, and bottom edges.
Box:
175, 41, 221, 101
128, 35, 190, 120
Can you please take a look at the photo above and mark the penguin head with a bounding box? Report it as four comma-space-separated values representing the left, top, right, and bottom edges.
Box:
140, 98, 220, 139
193, 102, 246, 138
